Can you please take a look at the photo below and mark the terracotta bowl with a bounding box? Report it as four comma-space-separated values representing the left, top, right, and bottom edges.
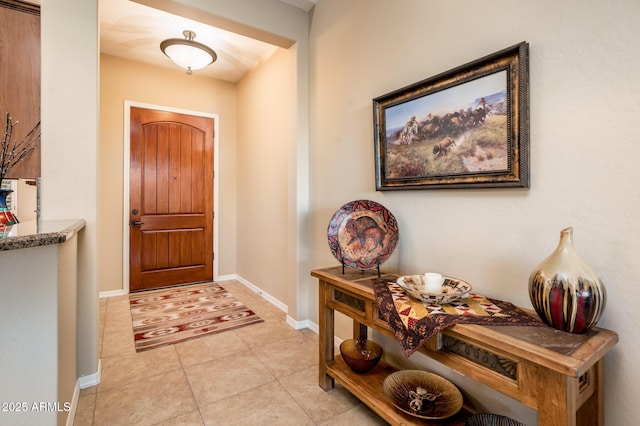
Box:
339, 339, 383, 373
383, 370, 463, 419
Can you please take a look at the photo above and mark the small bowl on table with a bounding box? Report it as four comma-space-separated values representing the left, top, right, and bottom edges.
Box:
339, 339, 383, 373
396, 275, 472, 304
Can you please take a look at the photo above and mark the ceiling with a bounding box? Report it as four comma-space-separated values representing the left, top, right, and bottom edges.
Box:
100, 0, 317, 82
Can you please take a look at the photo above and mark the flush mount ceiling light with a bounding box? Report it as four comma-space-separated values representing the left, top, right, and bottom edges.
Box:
160, 30, 217, 75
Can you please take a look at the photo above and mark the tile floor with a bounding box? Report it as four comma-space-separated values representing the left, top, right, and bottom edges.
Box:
74, 280, 388, 425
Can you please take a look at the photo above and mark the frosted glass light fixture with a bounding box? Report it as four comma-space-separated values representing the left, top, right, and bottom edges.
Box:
160, 30, 217, 75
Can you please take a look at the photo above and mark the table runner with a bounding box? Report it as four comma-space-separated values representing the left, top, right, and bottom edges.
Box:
373, 278, 544, 357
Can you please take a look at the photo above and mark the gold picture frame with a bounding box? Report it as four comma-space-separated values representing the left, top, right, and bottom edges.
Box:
373, 42, 529, 190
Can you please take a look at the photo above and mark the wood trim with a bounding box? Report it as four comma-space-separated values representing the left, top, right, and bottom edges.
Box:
0, 0, 40, 15
327, 356, 471, 425
0, 1, 40, 178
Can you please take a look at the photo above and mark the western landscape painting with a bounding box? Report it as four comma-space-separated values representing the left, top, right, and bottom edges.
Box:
384, 70, 508, 180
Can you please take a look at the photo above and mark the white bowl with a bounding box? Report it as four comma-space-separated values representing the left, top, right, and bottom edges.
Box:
396, 275, 472, 304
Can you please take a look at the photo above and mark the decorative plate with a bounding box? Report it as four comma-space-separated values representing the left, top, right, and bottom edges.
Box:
396, 275, 472, 304
383, 370, 463, 420
465, 413, 527, 426
327, 200, 399, 269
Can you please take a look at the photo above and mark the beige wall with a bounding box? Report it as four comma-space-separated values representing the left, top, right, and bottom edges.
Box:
0, 244, 58, 426
16, 179, 37, 222
57, 235, 78, 425
42, 0, 99, 380
308, 0, 639, 424
0, 234, 79, 426
155, 0, 311, 324
236, 47, 295, 309
99, 54, 238, 293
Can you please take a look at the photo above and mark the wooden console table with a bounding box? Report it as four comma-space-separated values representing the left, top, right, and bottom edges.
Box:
312, 266, 618, 426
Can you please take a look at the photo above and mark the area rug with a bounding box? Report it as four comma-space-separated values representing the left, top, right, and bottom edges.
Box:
129, 282, 263, 352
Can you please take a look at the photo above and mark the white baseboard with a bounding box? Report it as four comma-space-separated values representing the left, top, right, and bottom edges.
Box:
216, 273, 236, 282
78, 359, 101, 389
99, 289, 127, 298
287, 316, 319, 333
227, 274, 289, 314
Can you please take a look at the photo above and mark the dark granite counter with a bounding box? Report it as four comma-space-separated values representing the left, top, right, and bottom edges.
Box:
0, 219, 86, 251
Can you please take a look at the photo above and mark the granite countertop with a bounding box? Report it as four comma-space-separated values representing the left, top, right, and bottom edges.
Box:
0, 219, 86, 251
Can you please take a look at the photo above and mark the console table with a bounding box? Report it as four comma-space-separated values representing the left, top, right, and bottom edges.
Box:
312, 266, 618, 426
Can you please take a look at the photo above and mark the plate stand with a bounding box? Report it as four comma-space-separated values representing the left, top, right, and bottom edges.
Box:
341, 257, 381, 278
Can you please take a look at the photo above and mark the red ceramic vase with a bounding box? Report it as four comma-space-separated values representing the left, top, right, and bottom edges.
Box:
0, 189, 18, 226
528, 227, 606, 333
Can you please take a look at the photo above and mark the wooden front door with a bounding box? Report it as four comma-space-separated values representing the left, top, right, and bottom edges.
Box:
129, 107, 214, 291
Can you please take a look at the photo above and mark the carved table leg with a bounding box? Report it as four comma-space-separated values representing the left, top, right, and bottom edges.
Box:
319, 279, 334, 390
577, 359, 605, 426
535, 367, 577, 425
353, 321, 367, 340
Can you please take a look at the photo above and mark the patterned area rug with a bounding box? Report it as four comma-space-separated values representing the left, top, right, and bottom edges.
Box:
130, 282, 263, 352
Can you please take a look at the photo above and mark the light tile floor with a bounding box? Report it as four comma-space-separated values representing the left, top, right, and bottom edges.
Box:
74, 280, 388, 425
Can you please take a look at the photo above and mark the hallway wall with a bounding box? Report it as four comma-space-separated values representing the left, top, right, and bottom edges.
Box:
308, 1, 639, 424
236, 48, 295, 313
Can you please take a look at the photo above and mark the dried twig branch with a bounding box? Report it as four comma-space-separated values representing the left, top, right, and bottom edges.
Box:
0, 112, 40, 183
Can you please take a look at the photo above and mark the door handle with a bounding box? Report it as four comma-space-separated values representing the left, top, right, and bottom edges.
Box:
132, 220, 144, 226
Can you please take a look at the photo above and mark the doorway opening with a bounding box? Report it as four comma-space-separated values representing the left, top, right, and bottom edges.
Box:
123, 101, 219, 293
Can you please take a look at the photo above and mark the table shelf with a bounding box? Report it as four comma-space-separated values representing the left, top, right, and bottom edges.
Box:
328, 355, 470, 425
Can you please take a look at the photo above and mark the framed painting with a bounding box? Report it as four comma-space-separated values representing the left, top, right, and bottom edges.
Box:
373, 42, 529, 190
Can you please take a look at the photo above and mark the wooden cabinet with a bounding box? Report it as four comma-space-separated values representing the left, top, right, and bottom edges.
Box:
312, 267, 618, 426
0, 0, 40, 178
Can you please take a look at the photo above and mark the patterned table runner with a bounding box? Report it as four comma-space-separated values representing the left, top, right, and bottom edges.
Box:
373, 278, 544, 357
